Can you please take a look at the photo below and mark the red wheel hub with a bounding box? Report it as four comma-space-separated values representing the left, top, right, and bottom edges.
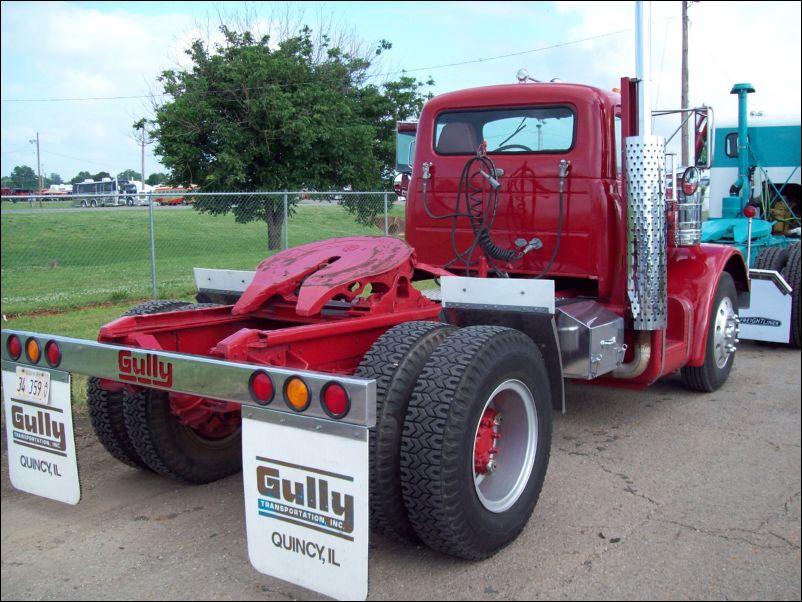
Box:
474, 407, 501, 475
168, 393, 241, 439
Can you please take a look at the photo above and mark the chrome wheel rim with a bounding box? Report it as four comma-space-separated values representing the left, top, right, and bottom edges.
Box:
472, 379, 538, 513
713, 296, 738, 368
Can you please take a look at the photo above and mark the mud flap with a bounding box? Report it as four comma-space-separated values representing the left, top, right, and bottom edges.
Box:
739, 269, 792, 343
2, 364, 80, 505
242, 406, 370, 601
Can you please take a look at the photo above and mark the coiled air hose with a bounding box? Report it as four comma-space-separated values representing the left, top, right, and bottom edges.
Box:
420, 150, 569, 277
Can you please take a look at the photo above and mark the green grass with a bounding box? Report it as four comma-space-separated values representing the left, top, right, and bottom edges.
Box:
1, 203, 402, 315
2, 301, 169, 407
1, 201, 407, 406
2, 200, 74, 209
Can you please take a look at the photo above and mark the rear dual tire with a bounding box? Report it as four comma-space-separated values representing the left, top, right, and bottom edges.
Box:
87, 300, 241, 483
400, 326, 552, 559
356, 321, 456, 542
782, 243, 801, 348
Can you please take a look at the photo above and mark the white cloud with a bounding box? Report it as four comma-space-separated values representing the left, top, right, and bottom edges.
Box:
1, 1, 799, 179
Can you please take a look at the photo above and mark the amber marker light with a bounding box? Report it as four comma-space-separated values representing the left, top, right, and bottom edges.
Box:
25, 338, 41, 364
284, 376, 311, 412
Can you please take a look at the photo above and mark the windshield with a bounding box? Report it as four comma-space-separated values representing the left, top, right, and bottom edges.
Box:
435, 106, 575, 155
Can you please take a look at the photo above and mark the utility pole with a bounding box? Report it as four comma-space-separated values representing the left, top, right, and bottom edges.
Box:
681, 1, 690, 166
29, 132, 42, 191
133, 119, 152, 187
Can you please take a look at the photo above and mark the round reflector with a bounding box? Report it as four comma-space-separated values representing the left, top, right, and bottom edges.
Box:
321, 382, 350, 419
25, 338, 41, 364
682, 166, 700, 197
45, 340, 62, 368
7, 335, 22, 361
249, 370, 274, 405
284, 377, 310, 412
743, 205, 758, 218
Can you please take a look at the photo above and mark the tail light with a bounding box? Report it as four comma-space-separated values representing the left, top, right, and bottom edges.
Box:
284, 376, 310, 412
45, 340, 62, 368
321, 382, 350, 419
25, 338, 41, 364
7, 335, 22, 361
249, 371, 275, 405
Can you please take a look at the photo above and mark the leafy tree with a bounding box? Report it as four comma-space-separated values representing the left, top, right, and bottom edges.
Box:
91, 171, 111, 181
6, 165, 38, 189
146, 172, 169, 186
48, 172, 63, 185
153, 25, 431, 250
70, 171, 92, 184
117, 169, 141, 181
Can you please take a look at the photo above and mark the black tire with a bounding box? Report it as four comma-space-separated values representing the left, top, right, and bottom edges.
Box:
120, 301, 240, 483
86, 300, 193, 469
122, 299, 192, 316
753, 246, 789, 272
782, 243, 801, 348
355, 321, 456, 542
90, 199, 97, 208
87, 377, 150, 469
80, 199, 87, 208
682, 272, 738, 391
400, 326, 552, 559
123, 387, 241, 484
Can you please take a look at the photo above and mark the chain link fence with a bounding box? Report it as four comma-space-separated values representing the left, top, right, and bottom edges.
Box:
1, 191, 404, 315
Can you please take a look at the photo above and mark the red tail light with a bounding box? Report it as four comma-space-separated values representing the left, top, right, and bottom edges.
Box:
321, 382, 350, 419
249, 371, 275, 405
7, 335, 22, 361
45, 340, 62, 367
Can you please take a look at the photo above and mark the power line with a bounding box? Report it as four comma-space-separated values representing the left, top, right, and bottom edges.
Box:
374, 27, 635, 77
40, 149, 120, 169
1, 17, 679, 104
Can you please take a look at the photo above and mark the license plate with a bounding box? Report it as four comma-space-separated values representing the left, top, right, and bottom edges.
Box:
13, 366, 51, 404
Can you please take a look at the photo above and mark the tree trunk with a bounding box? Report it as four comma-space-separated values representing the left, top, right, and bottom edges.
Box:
266, 198, 284, 250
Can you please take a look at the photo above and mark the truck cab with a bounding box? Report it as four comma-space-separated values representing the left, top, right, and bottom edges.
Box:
406, 79, 748, 387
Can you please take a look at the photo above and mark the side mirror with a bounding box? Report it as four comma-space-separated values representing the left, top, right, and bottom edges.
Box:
694, 106, 714, 169
407, 140, 416, 169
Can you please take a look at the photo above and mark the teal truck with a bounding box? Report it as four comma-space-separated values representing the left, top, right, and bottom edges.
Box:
702, 83, 800, 346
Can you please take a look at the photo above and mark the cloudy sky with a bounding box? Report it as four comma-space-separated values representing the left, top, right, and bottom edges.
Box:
1, 1, 800, 183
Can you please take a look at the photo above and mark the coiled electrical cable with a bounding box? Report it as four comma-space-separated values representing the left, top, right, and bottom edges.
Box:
420, 149, 567, 278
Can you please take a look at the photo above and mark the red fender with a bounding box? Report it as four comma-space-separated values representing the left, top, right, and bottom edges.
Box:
667, 243, 748, 367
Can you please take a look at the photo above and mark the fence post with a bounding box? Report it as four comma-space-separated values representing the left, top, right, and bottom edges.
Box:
148, 192, 157, 299
283, 191, 289, 250
384, 192, 389, 236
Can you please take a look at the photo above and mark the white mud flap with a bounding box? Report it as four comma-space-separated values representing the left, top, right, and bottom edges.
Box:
242, 406, 369, 601
740, 269, 792, 343
2, 365, 80, 505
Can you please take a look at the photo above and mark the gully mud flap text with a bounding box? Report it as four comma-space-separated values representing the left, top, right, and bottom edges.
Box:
241, 405, 370, 601
2, 365, 80, 505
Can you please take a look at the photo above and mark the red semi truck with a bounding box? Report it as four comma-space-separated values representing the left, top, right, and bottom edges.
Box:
2, 48, 749, 602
